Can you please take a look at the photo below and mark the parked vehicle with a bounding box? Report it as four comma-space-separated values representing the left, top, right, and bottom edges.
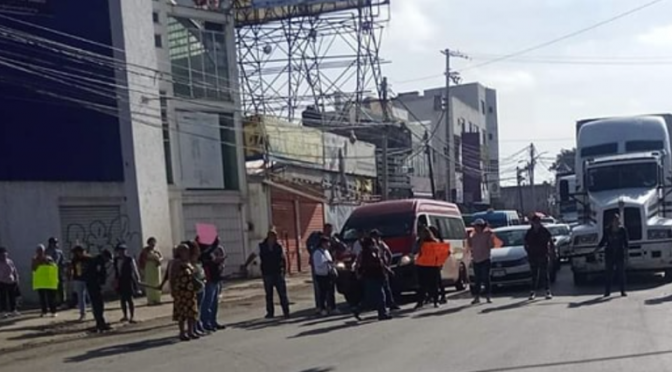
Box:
469, 225, 559, 287
339, 199, 469, 295
471, 210, 522, 228
546, 224, 571, 261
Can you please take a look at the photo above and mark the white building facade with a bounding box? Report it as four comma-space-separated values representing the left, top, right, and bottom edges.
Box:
0, 0, 248, 299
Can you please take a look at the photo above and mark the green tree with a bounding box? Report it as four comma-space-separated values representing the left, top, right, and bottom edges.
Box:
550, 148, 576, 174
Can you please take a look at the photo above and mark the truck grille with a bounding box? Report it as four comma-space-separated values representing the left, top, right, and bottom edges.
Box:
603, 207, 642, 241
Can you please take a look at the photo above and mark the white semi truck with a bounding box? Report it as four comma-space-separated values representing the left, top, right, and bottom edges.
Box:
565, 114, 672, 285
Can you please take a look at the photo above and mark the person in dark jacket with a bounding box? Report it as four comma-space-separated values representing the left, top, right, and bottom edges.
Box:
595, 214, 629, 297
242, 229, 290, 319
83, 249, 113, 332
355, 237, 392, 321
524, 215, 555, 300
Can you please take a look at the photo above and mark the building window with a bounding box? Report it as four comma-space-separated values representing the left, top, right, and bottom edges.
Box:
481, 100, 486, 115
154, 34, 163, 48
159, 91, 174, 184
153, 12, 160, 24
220, 113, 240, 191
488, 106, 494, 114
488, 133, 493, 141
168, 16, 230, 101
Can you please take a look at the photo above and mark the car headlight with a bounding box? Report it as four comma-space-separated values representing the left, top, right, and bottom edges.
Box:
335, 262, 346, 270
573, 233, 598, 246
648, 229, 672, 240
399, 255, 413, 266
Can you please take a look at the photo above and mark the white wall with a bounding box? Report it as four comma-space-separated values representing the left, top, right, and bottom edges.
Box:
0, 182, 125, 300
110, 0, 172, 249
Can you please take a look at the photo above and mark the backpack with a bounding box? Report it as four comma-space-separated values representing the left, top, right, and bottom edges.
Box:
359, 247, 383, 275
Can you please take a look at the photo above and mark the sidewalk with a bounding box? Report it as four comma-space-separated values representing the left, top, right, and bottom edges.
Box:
0, 274, 312, 353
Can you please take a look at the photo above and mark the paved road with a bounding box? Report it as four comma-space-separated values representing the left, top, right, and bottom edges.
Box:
5, 266, 672, 372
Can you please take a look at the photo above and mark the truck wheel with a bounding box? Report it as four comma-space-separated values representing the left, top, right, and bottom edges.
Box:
455, 263, 468, 291
573, 272, 588, 286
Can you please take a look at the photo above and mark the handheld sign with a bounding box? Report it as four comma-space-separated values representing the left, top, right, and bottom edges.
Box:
415, 242, 451, 267
33, 264, 59, 290
196, 223, 218, 245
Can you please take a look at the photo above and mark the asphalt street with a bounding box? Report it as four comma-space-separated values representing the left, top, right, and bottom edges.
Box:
5, 266, 672, 372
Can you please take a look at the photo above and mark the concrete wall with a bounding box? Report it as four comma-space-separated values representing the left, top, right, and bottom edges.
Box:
110, 0, 172, 249
0, 182, 125, 299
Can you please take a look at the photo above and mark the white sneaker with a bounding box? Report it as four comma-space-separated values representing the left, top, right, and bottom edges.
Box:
11, 311, 20, 317
545, 292, 553, 300
528, 292, 537, 300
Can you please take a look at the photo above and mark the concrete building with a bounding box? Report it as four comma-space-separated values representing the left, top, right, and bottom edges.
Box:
395, 82, 498, 207
0, 1, 248, 299
499, 183, 555, 216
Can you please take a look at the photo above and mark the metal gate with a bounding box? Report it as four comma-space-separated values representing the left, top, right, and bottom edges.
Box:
58, 205, 139, 254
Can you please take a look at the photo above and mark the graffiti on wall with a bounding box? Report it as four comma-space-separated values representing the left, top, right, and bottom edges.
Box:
64, 215, 140, 253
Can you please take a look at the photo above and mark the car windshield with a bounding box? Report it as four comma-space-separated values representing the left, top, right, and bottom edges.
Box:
474, 213, 508, 228
547, 225, 570, 237
493, 229, 527, 247
588, 162, 657, 192
341, 213, 414, 242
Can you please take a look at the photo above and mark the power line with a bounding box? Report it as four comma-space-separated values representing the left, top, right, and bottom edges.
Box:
391, 0, 668, 85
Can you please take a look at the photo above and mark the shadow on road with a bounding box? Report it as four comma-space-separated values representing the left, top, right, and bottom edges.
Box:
288, 319, 376, 338
462, 349, 672, 372
644, 293, 672, 305
480, 299, 531, 314
63, 335, 178, 363
413, 304, 471, 318
568, 296, 613, 308
296, 368, 335, 372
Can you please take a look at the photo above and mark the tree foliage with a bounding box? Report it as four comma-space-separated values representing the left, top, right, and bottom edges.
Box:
550, 148, 576, 174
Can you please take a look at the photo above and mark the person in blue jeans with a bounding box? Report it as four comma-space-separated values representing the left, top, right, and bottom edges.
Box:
354, 237, 392, 321
70, 246, 90, 321
241, 229, 290, 319
200, 238, 228, 331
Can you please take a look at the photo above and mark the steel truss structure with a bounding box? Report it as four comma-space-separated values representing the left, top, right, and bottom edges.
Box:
235, 0, 390, 123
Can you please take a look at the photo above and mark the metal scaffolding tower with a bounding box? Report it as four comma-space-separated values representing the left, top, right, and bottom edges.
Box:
234, 0, 390, 122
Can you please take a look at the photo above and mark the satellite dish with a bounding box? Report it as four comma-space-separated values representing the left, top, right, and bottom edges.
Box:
263, 44, 273, 55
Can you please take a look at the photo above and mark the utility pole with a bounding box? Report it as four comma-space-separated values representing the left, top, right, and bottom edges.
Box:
528, 143, 536, 213
424, 130, 436, 199
381, 77, 390, 200
441, 48, 468, 202
516, 166, 525, 214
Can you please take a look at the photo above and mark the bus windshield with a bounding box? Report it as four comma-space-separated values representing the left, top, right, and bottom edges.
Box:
341, 213, 415, 243
588, 162, 657, 192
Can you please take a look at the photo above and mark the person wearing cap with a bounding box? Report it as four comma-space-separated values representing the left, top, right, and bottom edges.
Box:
468, 219, 495, 304
241, 229, 291, 319
70, 245, 90, 321
45, 237, 66, 307
113, 244, 141, 323
524, 215, 555, 300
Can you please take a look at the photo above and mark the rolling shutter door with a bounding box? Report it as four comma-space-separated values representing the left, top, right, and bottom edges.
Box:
182, 203, 245, 274
59, 205, 132, 254
271, 199, 298, 273
299, 201, 323, 273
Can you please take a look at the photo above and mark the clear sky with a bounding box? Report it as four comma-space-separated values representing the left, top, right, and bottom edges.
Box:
380, 0, 672, 184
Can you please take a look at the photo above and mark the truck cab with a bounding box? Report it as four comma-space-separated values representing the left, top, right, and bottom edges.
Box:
569, 114, 672, 284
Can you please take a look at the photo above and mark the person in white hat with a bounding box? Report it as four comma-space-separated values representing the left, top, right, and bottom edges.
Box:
468, 219, 495, 304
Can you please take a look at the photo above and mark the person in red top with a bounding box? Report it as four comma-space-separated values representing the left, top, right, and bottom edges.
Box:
524, 215, 555, 300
